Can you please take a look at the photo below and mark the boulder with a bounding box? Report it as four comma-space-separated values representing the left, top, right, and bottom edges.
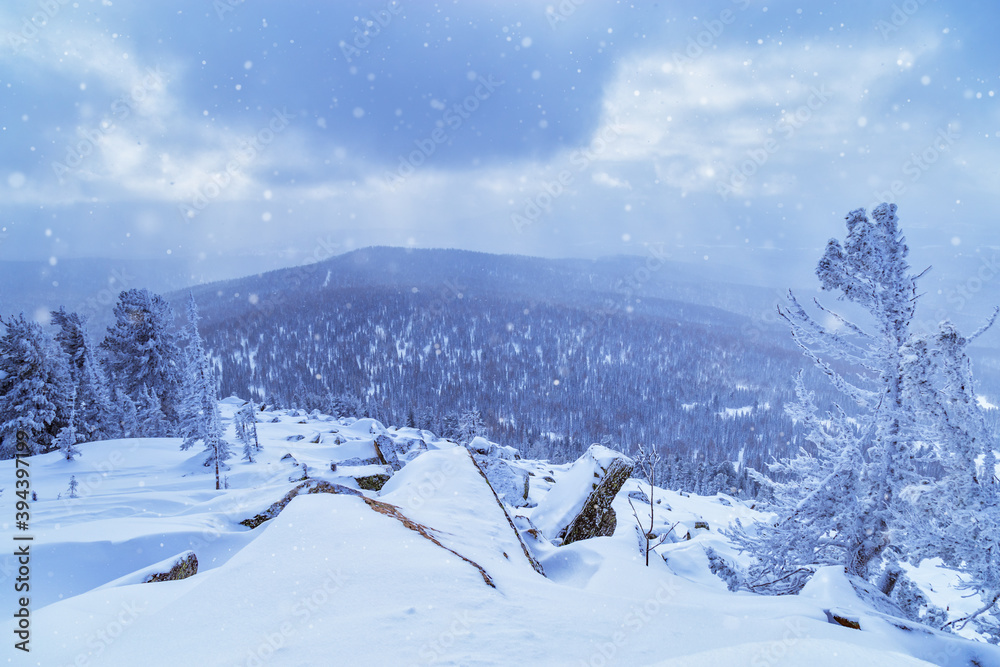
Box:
143, 551, 198, 583
532, 445, 635, 546
354, 465, 393, 491
466, 436, 520, 460
472, 454, 530, 507
373, 435, 402, 471
241, 480, 362, 528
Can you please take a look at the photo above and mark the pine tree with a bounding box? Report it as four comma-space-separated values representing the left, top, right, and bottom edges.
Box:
136, 384, 170, 437
56, 393, 80, 460
901, 319, 1000, 635
114, 387, 139, 439
67, 475, 79, 499
732, 374, 867, 593
100, 289, 183, 429
457, 409, 486, 444
178, 295, 232, 487
734, 203, 926, 592
51, 308, 116, 442
235, 402, 260, 462
0, 314, 74, 456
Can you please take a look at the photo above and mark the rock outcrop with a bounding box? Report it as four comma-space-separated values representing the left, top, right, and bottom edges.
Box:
532, 445, 635, 546
241, 480, 362, 528
143, 551, 199, 583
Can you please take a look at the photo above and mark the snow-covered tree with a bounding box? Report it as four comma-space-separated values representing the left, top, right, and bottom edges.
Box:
136, 384, 171, 437
67, 475, 79, 499
734, 203, 926, 592
56, 393, 79, 460
0, 314, 74, 456
235, 402, 260, 462
51, 308, 116, 442
100, 289, 183, 429
114, 387, 139, 439
901, 318, 1000, 635
457, 409, 487, 444
178, 295, 232, 488
731, 374, 867, 593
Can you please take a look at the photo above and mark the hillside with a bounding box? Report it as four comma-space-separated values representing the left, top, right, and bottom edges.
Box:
2, 401, 996, 665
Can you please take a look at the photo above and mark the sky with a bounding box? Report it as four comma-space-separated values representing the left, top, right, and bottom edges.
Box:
0, 0, 998, 318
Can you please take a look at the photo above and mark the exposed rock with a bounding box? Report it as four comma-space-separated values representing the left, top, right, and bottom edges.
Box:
694, 520, 710, 531
532, 445, 635, 546
143, 552, 198, 583
355, 471, 392, 491
241, 480, 362, 528
466, 436, 520, 460
472, 454, 530, 507
339, 456, 380, 467
285, 435, 305, 442
374, 435, 402, 471
824, 608, 861, 630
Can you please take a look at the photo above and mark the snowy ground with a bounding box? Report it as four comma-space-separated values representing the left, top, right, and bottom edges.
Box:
2, 401, 998, 666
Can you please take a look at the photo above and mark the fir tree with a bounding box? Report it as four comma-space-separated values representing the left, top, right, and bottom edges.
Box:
67, 475, 79, 499
100, 289, 183, 429
136, 384, 171, 437
901, 318, 1000, 636
56, 394, 80, 460
734, 203, 926, 592
178, 295, 232, 487
235, 402, 260, 462
114, 387, 139, 439
0, 314, 74, 455
51, 308, 116, 442
457, 409, 486, 444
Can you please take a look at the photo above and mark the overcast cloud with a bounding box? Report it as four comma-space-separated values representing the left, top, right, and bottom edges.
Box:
1, 0, 998, 320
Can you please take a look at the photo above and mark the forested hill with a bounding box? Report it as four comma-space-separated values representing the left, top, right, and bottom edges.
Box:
172, 247, 998, 471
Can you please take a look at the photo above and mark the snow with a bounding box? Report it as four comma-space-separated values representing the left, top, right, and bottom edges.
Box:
977, 394, 997, 410
3, 405, 998, 665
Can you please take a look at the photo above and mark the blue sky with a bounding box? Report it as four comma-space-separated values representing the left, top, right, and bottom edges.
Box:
1, 0, 998, 315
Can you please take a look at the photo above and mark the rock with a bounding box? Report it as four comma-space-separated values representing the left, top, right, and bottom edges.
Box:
355, 471, 392, 491
280, 453, 299, 465
824, 608, 861, 630
339, 456, 380, 467
241, 480, 362, 528
143, 552, 198, 583
286, 435, 305, 442
472, 454, 530, 507
466, 436, 520, 460
374, 435, 402, 471
694, 520, 710, 531
532, 445, 635, 546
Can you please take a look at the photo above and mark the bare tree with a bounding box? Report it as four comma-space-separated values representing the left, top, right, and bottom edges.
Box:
628, 443, 678, 566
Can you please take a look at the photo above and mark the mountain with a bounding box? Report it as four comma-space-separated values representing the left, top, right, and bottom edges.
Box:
167, 247, 843, 471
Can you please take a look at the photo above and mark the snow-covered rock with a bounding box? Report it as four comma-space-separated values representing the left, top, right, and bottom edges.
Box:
531, 444, 635, 545
471, 454, 531, 507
